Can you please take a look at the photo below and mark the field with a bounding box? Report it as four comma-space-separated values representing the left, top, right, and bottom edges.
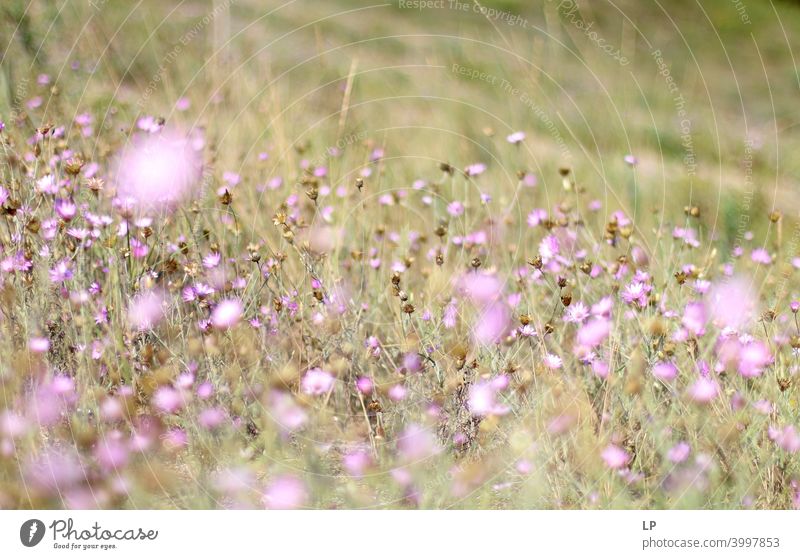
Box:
1, 0, 800, 509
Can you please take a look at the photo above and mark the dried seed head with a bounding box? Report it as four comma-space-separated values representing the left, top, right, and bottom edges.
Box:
219, 189, 232, 205
519, 314, 530, 325
769, 210, 782, 223
561, 293, 572, 307
439, 162, 454, 175
402, 303, 415, 314
355, 177, 364, 191
579, 261, 592, 275
391, 272, 401, 286
557, 276, 567, 288
674, 271, 687, 285
470, 257, 481, 269
528, 255, 543, 270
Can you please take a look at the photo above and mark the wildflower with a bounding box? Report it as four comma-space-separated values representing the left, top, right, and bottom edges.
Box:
115, 129, 202, 213
54, 198, 77, 221
750, 248, 772, 265
128, 290, 165, 330
473, 303, 510, 345
268, 391, 307, 433
355, 377, 374, 395
543, 353, 563, 369
688, 377, 719, 404
621, 281, 649, 308
708, 278, 757, 330
301, 368, 334, 395
506, 131, 525, 144
152, 386, 184, 414
397, 423, 440, 461
29, 337, 50, 353
262, 475, 308, 509
465, 163, 486, 176
737, 340, 772, 378
768, 425, 800, 453
652, 362, 678, 382
447, 201, 464, 217
577, 318, 610, 348
564, 301, 589, 323
601, 444, 630, 469
682, 301, 706, 336
49, 260, 73, 283
527, 208, 547, 227
468, 381, 509, 417
202, 252, 221, 269
667, 442, 691, 464
211, 299, 243, 330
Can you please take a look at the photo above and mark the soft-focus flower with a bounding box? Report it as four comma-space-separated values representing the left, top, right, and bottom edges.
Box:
738, 340, 772, 378
128, 290, 165, 330
688, 377, 719, 404
468, 381, 509, 417
601, 444, 630, 469
667, 442, 691, 464
211, 299, 243, 330
115, 129, 202, 213
652, 362, 678, 382
768, 425, 800, 453
397, 423, 440, 462
262, 475, 308, 509
506, 131, 525, 144
301, 368, 334, 395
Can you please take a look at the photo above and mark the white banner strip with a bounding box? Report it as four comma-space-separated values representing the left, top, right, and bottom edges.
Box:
1, 510, 798, 558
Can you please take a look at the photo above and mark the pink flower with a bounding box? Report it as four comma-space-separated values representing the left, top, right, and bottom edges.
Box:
543, 353, 563, 370
29, 337, 50, 353
356, 377, 374, 395
601, 444, 630, 469
737, 340, 772, 378
447, 201, 464, 216
301, 368, 334, 395
652, 362, 678, 382
577, 318, 610, 348
342, 450, 372, 477
472, 302, 510, 345
506, 131, 525, 144
153, 386, 184, 414
128, 290, 166, 330
397, 423, 440, 461
768, 425, 800, 453
667, 442, 691, 464
267, 391, 307, 434
49, 260, 73, 283
682, 301, 706, 336
262, 475, 308, 509
54, 198, 77, 221
467, 381, 509, 417
708, 278, 757, 330
621, 281, 649, 308
211, 299, 243, 330
688, 377, 719, 404
750, 248, 772, 265
115, 129, 202, 213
